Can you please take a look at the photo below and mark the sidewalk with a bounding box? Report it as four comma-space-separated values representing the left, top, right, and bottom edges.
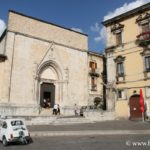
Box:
27, 120, 150, 137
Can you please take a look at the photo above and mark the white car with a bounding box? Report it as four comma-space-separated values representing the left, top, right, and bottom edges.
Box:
0, 117, 32, 146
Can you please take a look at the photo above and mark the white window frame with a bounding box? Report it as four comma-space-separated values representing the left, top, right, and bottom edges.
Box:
145, 56, 150, 72
145, 86, 150, 98
117, 89, 127, 100
117, 62, 124, 75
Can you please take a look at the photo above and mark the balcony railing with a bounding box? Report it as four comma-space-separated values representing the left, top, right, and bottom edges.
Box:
116, 73, 125, 84
89, 68, 100, 77
136, 31, 150, 47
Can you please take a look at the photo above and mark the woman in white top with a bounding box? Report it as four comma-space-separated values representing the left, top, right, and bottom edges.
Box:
53, 104, 58, 115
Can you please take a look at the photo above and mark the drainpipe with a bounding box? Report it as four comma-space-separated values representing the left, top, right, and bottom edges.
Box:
102, 55, 107, 110
8, 33, 16, 102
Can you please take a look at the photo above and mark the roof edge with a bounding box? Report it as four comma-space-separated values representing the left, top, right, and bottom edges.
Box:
102, 2, 150, 26
0, 29, 7, 42
9, 10, 88, 37
88, 51, 104, 57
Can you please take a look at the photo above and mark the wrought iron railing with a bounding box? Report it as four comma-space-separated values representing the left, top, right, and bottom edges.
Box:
136, 31, 150, 46
137, 31, 150, 40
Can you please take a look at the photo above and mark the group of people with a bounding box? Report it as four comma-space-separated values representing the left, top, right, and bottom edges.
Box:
43, 98, 51, 108
42, 98, 60, 115
42, 99, 80, 116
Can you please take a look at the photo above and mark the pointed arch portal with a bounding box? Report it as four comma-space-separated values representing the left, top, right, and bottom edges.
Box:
36, 60, 63, 109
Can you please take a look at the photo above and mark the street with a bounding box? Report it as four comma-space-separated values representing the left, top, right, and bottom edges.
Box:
0, 135, 150, 150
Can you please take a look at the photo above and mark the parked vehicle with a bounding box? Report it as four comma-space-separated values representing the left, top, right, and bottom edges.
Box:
0, 117, 32, 146
80, 106, 87, 116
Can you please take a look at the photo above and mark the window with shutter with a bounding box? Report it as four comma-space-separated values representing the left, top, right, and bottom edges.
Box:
141, 23, 150, 32
118, 89, 126, 100
116, 32, 122, 45
117, 62, 124, 75
145, 87, 150, 98
89, 61, 97, 72
145, 56, 150, 71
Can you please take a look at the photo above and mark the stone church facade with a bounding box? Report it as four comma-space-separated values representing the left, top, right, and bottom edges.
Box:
0, 11, 104, 116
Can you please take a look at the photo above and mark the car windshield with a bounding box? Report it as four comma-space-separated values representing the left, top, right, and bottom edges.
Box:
11, 120, 24, 126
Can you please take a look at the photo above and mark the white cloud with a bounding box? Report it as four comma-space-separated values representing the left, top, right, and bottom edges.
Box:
104, 0, 150, 21
0, 19, 6, 37
94, 26, 107, 44
71, 27, 83, 33
91, 0, 150, 45
90, 23, 100, 32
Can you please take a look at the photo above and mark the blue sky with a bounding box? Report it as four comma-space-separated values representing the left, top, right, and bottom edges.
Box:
0, 0, 149, 53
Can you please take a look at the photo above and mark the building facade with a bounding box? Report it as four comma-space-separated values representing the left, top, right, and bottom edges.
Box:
0, 11, 104, 116
88, 51, 105, 108
103, 3, 150, 119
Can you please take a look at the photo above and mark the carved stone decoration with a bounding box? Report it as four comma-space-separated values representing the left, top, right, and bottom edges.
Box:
136, 12, 150, 24
111, 23, 124, 34
136, 14, 142, 22
105, 45, 116, 53
114, 55, 125, 62
64, 67, 69, 81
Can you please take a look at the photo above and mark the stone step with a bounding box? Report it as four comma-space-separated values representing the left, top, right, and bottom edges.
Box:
25, 116, 57, 125
39, 108, 53, 116
5, 111, 116, 125
53, 117, 93, 125
25, 116, 93, 125
84, 111, 116, 121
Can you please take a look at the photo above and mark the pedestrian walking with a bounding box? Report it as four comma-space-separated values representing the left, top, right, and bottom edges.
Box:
53, 104, 58, 115
74, 104, 79, 116
57, 104, 60, 115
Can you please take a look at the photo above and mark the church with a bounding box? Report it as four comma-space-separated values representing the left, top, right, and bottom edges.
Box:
0, 11, 104, 116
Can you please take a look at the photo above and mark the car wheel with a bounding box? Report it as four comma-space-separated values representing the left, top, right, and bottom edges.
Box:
2, 136, 8, 146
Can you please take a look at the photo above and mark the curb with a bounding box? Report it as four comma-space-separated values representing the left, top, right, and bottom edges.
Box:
30, 130, 150, 137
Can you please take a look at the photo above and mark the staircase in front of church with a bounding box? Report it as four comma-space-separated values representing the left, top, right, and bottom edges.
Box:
39, 108, 53, 116
25, 115, 94, 126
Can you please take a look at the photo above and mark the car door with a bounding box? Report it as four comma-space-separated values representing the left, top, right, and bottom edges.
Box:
0, 120, 3, 140
1, 121, 8, 140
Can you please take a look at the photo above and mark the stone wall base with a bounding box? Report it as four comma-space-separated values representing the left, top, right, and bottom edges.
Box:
0, 104, 77, 117
0, 103, 39, 116
84, 110, 116, 121
61, 106, 75, 116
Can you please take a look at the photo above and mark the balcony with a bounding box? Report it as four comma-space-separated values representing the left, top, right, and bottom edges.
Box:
89, 69, 100, 77
116, 73, 125, 84
136, 31, 150, 47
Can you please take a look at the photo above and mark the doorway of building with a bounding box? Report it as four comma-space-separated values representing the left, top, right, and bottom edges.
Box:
129, 94, 142, 120
40, 83, 55, 108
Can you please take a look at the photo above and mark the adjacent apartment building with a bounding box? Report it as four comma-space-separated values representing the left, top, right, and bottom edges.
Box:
103, 3, 150, 120
0, 11, 104, 116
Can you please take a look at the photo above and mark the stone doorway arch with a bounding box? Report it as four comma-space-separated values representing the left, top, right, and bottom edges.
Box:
36, 60, 63, 110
